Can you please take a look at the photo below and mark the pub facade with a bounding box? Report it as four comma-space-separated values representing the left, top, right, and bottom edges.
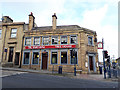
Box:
21, 13, 99, 74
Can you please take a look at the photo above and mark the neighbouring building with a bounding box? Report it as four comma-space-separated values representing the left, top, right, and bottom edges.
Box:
22, 13, 99, 74
0, 21, 2, 63
1, 16, 27, 67
1, 13, 99, 74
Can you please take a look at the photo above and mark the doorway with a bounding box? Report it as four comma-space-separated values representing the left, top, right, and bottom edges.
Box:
8, 47, 14, 62
42, 52, 48, 70
15, 52, 20, 65
89, 56, 93, 71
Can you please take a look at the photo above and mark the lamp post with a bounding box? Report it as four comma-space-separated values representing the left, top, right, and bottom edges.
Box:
102, 38, 106, 79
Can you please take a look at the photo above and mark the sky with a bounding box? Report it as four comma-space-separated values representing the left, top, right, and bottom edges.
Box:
0, 0, 119, 62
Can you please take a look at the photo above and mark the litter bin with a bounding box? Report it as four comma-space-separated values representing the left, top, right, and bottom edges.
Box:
99, 66, 102, 74
58, 66, 62, 74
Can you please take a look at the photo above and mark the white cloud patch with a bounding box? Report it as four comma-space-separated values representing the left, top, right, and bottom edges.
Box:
80, 4, 118, 61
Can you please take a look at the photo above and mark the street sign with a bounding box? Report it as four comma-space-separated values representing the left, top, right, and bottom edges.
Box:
97, 42, 103, 49
5, 48, 7, 52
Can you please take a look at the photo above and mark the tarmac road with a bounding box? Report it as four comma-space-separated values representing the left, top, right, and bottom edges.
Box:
2, 71, 118, 88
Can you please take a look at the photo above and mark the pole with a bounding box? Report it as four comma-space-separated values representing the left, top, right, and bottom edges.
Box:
102, 38, 106, 79
73, 49, 76, 76
108, 56, 111, 78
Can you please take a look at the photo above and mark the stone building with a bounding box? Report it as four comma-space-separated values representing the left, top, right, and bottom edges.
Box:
22, 13, 99, 74
0, 16, 27, 67
0, 21, 2, 63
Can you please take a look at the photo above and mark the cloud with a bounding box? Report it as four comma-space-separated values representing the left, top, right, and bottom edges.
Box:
80, 4, 108, 30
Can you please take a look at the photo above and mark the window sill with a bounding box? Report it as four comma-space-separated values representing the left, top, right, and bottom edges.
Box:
87, 45, 94, 47
9, 37, 17, 39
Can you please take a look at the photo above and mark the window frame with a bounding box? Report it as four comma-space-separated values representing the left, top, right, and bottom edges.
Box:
51, 50, 58, 65
22, 51, 30, 65
60, 35, 68, 45
60, 50, 68, 64
51, 36, 58, 45
88, 36, 94, 46
42, 36, 49, 45
24, 37, 31, 46
33, 37, 40, 46
70, 35, 77, 44
32, 50, 39, 65
10, 28, 17, 38
70, 49, 78, 65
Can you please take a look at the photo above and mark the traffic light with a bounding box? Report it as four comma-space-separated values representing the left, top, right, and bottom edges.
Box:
104, 50, 108, 58
107, 58, 110, 63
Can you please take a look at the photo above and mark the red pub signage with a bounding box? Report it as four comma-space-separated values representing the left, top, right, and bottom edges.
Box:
25, 45, 76, 49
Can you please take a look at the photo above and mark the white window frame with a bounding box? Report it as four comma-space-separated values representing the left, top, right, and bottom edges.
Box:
33, 37, 40, 46
24, 37, 31, 46
42, 36, 49, 45
60, 35, 67, 45
11, 28, 17, 38
51, 36, 58, 45
88, 36, 94, 46
70, 35, 77, 44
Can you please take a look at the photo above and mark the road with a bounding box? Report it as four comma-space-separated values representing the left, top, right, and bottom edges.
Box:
1, 70, 118, 88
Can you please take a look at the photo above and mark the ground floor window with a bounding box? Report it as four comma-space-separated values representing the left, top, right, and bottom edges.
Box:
32, 52, 39, 64
70, 50, 77, 64
51, 51, 57, 64
61, 51, 67, 64
23, 52, 30, 64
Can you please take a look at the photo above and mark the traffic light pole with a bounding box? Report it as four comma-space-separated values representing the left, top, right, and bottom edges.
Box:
102, 38, 106, 79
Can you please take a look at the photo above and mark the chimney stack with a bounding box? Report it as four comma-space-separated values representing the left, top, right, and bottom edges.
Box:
52, 13, 57, 30
28, 12, 35, 30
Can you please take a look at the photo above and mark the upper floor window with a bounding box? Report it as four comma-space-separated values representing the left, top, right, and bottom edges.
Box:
25, 37, 31, 46
11, 28, 17, 38
88, 36, 93, 46
43, 36, 49, 45
34, 37, 40, 46
52, 36, 58, 45
61, 36, 67, 44
0, 29, 2, 38
70, 35, 77, 44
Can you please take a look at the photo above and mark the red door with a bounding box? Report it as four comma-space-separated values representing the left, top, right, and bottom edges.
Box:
89, 56, 93, 70
42, 52, 48, 70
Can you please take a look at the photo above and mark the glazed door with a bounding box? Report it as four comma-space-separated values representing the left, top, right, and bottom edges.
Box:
42, 52, 48, 70
89, 56, 93, 71
15, 52, 20, 65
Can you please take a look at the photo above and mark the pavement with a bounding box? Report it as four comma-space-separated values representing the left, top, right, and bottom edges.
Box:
0, 66, 119, 82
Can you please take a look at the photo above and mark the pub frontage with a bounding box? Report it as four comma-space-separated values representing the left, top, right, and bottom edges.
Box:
21, 13, 99, 74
